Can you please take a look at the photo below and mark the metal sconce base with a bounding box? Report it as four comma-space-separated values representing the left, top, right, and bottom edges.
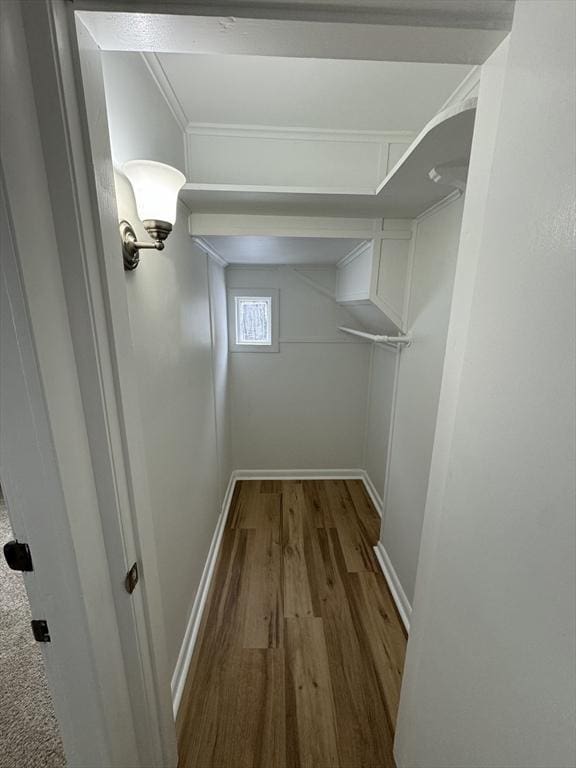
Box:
120, 219, 173, 271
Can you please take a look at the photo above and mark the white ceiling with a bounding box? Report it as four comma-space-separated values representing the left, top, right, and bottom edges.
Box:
200, 236, 364, 264
156, 54, 472, 131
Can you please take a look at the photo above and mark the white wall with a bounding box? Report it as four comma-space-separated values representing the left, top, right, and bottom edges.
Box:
102, 55, 229, 676
102, 52, 185, 171
364, 344, 398, 503
396, 2, 576, 765
380, 196, 464, 604
227, 265, 371, 470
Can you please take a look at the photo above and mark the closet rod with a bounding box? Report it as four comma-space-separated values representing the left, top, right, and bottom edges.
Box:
338, 326, 411, 347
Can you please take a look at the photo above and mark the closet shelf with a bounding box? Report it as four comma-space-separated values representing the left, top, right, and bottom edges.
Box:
338, 327, 411, 347
180, 98, 477, 219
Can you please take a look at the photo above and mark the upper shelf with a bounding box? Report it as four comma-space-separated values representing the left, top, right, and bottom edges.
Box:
180, 98, 477, 219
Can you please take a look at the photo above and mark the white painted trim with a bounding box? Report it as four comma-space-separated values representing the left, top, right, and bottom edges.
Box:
378, 230, 413, 240
439, 66, 481, 112
140, 52, 188, 132
336, 239, 372, 268
193, 235, 229, 267
416, 189, 462, 222
401, 219, 418, 330
233, 468, 364, 480
186, 122, 416, 145
140, 52, 189, 177
362, 343, 376, 480
171, 473, 237, 716
381, 347, 402, 529
76, 11, 508, 65
183, 182, 376, 196
189, 212, 381, 240
373, 542, 411, 633
361, 471, 384, 518
336, 291, 371, 303
226, 263, 339, 270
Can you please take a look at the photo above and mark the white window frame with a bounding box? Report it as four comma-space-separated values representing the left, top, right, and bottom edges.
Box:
228, 288, 279, 352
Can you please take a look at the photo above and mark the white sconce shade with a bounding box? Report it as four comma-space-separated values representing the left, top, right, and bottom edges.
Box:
122, 159, 185, 226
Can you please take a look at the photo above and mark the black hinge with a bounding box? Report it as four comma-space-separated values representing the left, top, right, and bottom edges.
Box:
3, 540, 34, 572
31, 619, 51, 643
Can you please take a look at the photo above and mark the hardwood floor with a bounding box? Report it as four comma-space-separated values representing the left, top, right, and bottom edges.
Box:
177, 479, 407, 768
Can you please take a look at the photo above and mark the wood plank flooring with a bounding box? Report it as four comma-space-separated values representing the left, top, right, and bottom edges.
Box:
177, 479, 407, 768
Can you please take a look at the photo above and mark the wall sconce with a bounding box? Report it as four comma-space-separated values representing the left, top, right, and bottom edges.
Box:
120, 160, 186, 271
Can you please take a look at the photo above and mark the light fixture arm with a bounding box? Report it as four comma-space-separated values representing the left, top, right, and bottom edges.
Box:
120, 219, 172, 271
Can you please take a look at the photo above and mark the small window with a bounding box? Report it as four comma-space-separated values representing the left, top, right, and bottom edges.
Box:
228, 288, 279, 352
235, 296, 272, 346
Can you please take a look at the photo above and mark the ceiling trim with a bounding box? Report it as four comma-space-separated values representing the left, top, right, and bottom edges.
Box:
336, 240, 372, 268
140, 52, 188, 131
78, 12, 507, 64
188, 212, 382, 239
192, 235, 229, 266
439, 65, 482, 111
74, 2, 514, 32
185, 122, 417, 145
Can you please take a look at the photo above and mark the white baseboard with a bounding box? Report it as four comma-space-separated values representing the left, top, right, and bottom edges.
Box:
171, 474, 236, 716
233, 468, 364, 480
373, 541, 411, 633
360, 470, 384, 518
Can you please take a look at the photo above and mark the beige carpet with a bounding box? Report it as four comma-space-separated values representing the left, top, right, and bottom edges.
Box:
0, 495, 66, 767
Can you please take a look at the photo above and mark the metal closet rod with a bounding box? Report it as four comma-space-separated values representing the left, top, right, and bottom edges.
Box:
338, 326, 412, 347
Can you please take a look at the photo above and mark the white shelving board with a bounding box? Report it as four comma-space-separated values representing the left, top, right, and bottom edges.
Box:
180, 98, 477, 219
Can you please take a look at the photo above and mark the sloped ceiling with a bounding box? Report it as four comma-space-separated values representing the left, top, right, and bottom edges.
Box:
156, 54, 473, 131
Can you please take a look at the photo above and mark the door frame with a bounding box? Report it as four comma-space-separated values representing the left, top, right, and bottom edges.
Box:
2, 1, 176, 765
0, 4, 144, 766
2, 1, 510, 765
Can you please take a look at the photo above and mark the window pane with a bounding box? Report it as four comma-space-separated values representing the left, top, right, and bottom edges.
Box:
235, 297, 272, 345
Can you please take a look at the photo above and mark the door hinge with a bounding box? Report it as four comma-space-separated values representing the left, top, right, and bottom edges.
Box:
31, 619, 51, 643
3, 540, 34, 572
125, 561, 139, 594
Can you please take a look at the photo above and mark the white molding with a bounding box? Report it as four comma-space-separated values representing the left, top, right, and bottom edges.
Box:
337, 291, 371, 303
140, 52, 189, 175
189, 212, 381, 240
361, 471, 384, 518
233, 468, 364, 480
192, 236, 229, 267
381, 346, 402, 532
186, 122, 416, 146
373, 542, 411, 633
401, 218, 418, 329
183, 181, 376, 195
337, 239, 372, 268
140, 53, 188, 132
439, 66, 481, 112
171, 473, 236, 716
416, 189, 462, 222
377, 230, 413, 241
77, 12, 508, 65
